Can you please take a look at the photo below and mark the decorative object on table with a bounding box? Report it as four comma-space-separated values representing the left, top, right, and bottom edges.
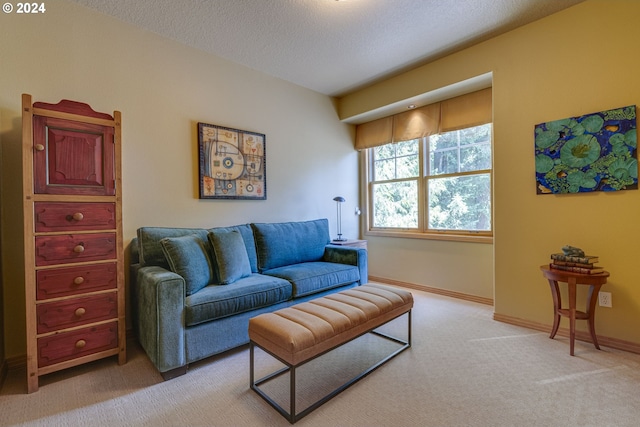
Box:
534, 105, 637, 194
198, 122, 266, 200
332, 196, 346, 241
561, 245, 584, 257
549, 245, 604, 274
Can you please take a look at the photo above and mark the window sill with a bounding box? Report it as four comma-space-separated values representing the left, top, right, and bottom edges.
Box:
364, 229, 493, 244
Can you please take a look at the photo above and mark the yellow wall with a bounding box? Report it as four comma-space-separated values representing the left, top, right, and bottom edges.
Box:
0, 1, 359, 359
340, 0, 640, 347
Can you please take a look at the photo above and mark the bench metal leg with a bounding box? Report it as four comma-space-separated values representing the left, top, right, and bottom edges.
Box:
250, 309, 412, 424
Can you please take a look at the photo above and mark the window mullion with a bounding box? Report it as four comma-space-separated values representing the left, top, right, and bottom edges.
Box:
418, 137, 425, 231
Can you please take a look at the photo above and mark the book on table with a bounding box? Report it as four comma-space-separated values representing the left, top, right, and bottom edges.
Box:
550, 253, 599, 264
549, 263, 605, 274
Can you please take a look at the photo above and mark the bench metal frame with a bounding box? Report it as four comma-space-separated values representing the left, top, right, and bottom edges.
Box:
250, 309, 412, 424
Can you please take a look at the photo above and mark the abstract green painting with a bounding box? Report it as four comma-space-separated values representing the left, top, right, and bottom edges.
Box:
535, 105, 637, 194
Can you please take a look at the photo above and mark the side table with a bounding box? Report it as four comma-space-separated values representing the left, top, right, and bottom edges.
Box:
540, 265, 609, 356
330, 239, 367, 250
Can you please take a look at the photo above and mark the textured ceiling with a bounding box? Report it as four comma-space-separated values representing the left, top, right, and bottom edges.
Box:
68, 0, 585, 97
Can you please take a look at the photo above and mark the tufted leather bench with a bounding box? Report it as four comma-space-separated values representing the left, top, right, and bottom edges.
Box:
249, 283, 413, 423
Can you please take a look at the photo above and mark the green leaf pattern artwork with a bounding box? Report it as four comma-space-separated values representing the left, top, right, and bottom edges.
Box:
535, 105, 637, 194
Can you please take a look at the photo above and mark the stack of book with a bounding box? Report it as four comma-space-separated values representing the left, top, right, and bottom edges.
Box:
550, 253, 604, 274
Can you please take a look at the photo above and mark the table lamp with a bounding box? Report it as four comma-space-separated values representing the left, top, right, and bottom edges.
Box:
333, 196, 346, 241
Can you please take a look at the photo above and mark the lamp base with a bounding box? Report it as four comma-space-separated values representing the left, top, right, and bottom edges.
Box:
332, 238, 348, 242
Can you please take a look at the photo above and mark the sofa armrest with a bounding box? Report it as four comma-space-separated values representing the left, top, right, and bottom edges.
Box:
323, 246, 368, 284
135, 266, 187, 373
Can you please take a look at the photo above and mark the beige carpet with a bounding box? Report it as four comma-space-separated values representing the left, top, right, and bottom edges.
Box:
2, 285, 640, 427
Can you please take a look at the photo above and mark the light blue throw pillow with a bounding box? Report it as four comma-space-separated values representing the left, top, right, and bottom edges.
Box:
160, 234, 215, 296
208, 229, 252, 284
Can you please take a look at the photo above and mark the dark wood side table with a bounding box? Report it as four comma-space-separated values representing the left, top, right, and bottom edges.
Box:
330, 239, 367, 250
540, 265, 609, 356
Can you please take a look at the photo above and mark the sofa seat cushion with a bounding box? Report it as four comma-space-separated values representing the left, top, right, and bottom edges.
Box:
262, 262, 360, 298
185, 274, 292, 327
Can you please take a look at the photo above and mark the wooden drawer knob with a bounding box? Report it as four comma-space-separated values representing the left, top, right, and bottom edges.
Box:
35, 144, 45, 151
75, 339, 86, 349
73, 244, 85, 253
74, 307, 86, 317
72, 212, 84, 221
73, 276, 85, 285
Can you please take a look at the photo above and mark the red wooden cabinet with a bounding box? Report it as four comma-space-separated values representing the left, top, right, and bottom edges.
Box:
22, 95, 126, 393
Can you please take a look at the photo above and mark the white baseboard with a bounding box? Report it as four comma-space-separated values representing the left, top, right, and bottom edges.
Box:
369, 275, 494, 306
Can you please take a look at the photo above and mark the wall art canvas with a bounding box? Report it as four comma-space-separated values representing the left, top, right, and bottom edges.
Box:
534, 105, 637, 194
198, 122, 266, 199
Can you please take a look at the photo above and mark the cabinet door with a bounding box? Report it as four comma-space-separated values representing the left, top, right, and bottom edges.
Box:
33, 115, 115, 196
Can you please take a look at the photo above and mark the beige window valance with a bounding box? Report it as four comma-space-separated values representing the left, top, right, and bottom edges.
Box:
355, 87, 492, 150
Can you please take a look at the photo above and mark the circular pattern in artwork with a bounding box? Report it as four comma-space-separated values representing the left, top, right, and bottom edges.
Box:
222, 157, 234, 169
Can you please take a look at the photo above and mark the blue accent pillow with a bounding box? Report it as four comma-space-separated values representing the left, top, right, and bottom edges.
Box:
160, 234, 215, 296
208, 229, 252, 284
208, 224, 258, 273
138, 227, 208, 268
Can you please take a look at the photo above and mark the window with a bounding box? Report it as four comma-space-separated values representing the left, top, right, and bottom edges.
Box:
371, 140, 420, 228
426, 123, 492, 232
357, 88, 493, 240
369, 123, 491, 237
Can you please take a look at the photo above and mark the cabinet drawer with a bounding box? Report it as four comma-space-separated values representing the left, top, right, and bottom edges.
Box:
34, 202, 116, 232
36, 293, 118, 334
36, 263, 117, 300
35, 233, 116, 267
37, 322, 118, 368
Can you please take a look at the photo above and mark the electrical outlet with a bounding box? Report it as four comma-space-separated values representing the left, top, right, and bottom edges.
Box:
598, 291, 612, 308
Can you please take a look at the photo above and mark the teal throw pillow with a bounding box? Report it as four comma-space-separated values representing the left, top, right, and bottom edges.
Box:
208, 229, 252, 284
160, 234, 215, 296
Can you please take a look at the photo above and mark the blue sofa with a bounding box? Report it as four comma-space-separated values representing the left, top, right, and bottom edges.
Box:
129, 218, 368, 379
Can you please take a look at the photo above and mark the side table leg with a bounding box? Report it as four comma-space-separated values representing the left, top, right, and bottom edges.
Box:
548, 279, 561, 339
568, 278, 577, 356
586, 284, 603, 350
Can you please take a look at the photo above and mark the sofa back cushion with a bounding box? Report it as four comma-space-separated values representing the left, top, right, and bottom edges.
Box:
137, 227, 208, 269
207, 229, 252, 284
160, 234, 215, 296
251, 219, 330, 271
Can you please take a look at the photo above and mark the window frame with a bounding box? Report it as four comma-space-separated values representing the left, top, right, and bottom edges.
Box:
364, 125, 493, 243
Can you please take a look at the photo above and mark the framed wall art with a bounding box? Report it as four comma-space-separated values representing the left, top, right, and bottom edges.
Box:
198, 122, 266, 200
534, 105, 637, 194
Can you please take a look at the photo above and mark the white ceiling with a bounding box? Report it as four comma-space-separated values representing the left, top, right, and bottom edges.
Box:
69, 0, 584, 97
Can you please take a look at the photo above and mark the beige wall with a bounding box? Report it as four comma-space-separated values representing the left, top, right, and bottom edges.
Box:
340, 0, 640, 347
0, 1, 359, 359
